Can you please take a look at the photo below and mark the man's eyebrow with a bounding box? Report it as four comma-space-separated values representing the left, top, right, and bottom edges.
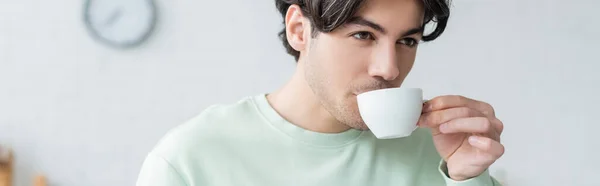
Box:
401, 27, 424, 37
347, 16, 387, 34
346, 16, 424, 37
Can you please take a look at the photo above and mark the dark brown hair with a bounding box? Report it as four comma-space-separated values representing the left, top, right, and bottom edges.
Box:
275, 0, 451, 61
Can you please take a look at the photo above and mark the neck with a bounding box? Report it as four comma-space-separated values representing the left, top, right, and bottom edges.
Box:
266, 61, 351, 134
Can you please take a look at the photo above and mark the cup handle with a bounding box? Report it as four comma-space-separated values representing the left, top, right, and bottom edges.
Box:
414, 99, 428, 132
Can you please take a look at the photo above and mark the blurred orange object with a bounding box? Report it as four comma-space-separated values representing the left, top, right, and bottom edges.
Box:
0, 146, 13, 186
33, 175, 47, 186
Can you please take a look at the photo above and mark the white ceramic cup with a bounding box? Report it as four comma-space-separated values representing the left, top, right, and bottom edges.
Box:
357, 87, 423, 139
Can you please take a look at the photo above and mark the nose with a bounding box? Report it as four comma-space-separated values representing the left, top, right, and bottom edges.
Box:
368, 45, 400, 81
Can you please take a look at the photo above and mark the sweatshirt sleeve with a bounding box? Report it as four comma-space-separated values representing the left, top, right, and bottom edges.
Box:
136, 152, 188, 186
438, 160, 503, 186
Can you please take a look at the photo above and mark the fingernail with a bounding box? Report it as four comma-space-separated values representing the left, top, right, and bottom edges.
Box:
468, 136, 480, 145
439, 123, 449, 133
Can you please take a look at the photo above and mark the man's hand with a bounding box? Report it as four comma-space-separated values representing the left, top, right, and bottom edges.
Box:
418, 95, 505, 181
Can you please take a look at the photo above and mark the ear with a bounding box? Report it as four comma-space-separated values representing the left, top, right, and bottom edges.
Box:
285, 4, 309, 52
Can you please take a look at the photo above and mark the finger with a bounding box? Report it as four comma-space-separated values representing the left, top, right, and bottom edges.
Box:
490, 117, 504, 134
468, 136, 505, 159
423, 95, 495, 117
418, 107, 485, 128
439, 117, 493, 134
439, 117, 501, 142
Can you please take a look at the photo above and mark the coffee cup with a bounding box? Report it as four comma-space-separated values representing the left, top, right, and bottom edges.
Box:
357, 88, 423, 139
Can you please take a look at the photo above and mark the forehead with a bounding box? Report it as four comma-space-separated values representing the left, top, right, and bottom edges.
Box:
353, 0, 425, 30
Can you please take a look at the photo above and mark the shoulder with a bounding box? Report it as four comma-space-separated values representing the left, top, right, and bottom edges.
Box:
146, 95, 265, 165
137, 95, 269, 184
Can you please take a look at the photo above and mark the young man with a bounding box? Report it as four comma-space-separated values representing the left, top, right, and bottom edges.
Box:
136, 0, 505, 185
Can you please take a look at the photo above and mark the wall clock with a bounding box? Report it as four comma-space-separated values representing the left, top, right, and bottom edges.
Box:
83, 0, 158, 49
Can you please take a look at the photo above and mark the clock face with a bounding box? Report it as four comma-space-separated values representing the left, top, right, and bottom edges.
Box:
84, 0, 157, 48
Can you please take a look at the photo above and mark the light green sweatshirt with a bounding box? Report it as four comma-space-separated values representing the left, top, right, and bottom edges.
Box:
136, 94, 501, 186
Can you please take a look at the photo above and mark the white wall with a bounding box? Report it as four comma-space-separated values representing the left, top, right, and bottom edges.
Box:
0, 0, 598, 186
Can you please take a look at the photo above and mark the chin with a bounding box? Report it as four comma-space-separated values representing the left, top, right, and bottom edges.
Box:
346, 115, 370, 131
338, 96, 370, 131
350, 123, 370, 131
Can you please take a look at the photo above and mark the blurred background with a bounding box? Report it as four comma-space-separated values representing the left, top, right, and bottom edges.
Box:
1, 0, 598, 185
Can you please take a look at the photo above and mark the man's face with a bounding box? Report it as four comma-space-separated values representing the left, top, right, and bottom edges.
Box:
303, 0, 425, 130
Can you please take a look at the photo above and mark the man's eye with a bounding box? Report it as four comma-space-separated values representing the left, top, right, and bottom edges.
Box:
352, 32, 374, 40
398, 38, 419, 47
